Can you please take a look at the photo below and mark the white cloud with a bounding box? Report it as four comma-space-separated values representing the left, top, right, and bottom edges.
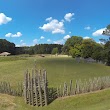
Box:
16, 42, 26, 47
83, 36, 91, 39
69, 32, 71, 34
47, 39, 51, 42
53, 39, 64, 44
84, 26, 91, 30
5, 33, 12, 37
39, 19, 65, 34
46, 17, 52, 21
63, 35, 71, 40
40, 36, 45, 39
97, 41, 105, 45
20, 40, 23, 43
33, 39, 38, 44
64, 13, 74, 22
12, 32, 22, 37
5, 32, 22, 37
0, 13, 12, 25
92, 28, 106, 36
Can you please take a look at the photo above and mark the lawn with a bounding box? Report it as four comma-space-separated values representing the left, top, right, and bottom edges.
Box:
0, 55, 110, 110
0, 55, 110, 87
1, 89, 110, 110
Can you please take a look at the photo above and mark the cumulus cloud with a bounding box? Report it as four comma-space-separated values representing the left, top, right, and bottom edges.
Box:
0, 13, 12, 25
5, 32, 22, 37
63, 35, 71, 40
40, 36, 45, 39
92, 28, 106, 36
53, 39, 64, 44
16, 40, 26, 47
46, 17, 52, 21
84, 26, 91, 30
83, 36, 91, 39
39, 19, 65, 34
64, 13, 74, 22
47, 39, 51, 42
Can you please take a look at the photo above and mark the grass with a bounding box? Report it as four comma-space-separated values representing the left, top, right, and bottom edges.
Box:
0, 55, 110, 87
0, 55, 110, 109
1, 89, 110, 110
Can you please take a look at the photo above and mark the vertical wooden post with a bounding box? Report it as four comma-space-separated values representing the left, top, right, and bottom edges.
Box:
31, 70, 34, 106
43, 70, 48, 106
69, 80, 72, 95
38, 70, 43, 107
28, 72, 32, 105
24, 70, 28, 104
34, 70, 39, 107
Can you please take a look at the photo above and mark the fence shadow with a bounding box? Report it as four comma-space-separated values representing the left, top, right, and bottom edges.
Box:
48, 88, 57, 104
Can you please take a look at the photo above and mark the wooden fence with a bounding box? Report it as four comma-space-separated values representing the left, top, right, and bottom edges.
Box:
0, 81, 23, 96
57, 76, 110, 97
1, 69, 110, 107
23, 69, 49, 106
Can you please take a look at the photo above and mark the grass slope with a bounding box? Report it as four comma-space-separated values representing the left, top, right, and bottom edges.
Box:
1, 89, 110, 110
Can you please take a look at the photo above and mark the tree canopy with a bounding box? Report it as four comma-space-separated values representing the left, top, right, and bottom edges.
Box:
0, 39, 15, 54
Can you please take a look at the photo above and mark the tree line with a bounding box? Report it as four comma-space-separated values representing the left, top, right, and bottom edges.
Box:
0, 24, 110, 65
62, 24, 110, 65
0, 40, 63, 55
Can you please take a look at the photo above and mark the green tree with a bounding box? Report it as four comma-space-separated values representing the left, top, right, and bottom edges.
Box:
92, 43, 104, 61
102, 24, 110, 65
0, 39, 15, 54
63, 36, 83, 54
103, 41, 110, 65
69, 44, 82, 58
103, 24, 110, 37
51, 47, 58, 55
81, 39, 96, 58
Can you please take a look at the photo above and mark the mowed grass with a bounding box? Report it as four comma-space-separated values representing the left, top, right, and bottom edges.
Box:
1, 89, 110, 110
0, 55, 110, 110
0, 55, 110, 87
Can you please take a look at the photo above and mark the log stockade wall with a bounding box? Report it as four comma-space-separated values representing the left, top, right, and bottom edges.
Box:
57, 76, 110, 97
23, 69, 49, 106
0, 69, 110, 107
0, 81, 23, 96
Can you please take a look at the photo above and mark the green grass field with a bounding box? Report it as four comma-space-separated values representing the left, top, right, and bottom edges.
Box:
0, 55, 110, 110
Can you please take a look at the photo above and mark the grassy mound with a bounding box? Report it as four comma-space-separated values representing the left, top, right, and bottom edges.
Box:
0, 93, 16, 110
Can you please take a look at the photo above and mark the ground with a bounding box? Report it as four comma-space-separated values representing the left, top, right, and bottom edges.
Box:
0, 55, 110, 110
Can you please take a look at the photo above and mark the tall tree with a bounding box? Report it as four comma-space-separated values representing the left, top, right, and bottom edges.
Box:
102, 24, 110, 65
63, 36, 83, 54
81, 39, 96, 58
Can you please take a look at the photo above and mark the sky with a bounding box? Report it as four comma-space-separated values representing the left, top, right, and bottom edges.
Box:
0, 0, 110, 47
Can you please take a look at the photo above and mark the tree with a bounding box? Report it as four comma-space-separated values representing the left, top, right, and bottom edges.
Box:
92, 43, 104, 61
103, 24, 110, 37
63, 36, 83, 54
103, 41, 110, 65
102, 24, 110, 65
51, 47, 58, 55
0, 39, 15, 54
69, 44, 82, 58
81, 39, 96, 58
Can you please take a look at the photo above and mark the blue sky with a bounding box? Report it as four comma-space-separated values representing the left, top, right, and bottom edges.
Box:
0, 0, 110, 46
